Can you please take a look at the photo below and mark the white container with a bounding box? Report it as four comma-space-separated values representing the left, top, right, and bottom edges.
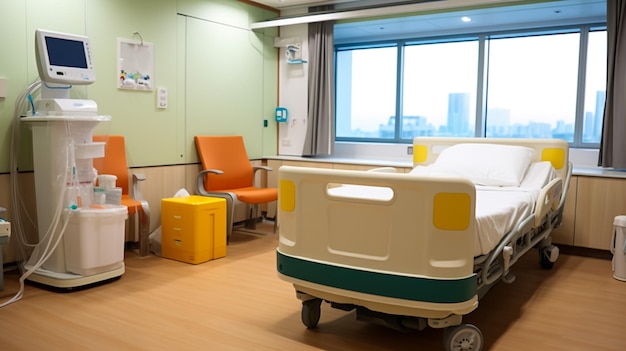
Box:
611, 215, 626, 282
104, 187, 122, 205
94, 187, 106, 205
98, 174, 117, 189
63, 205, 128, 276
74, 142, 105, 159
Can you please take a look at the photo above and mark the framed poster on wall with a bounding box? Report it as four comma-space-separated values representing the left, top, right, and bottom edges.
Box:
117, 38, 153, 91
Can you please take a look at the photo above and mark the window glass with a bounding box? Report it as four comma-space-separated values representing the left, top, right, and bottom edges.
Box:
336, 46, 398, 139
334, 26, 607, 146
582, 30, 607, 143
485, 33, 580, 140
402, 40, 478, 138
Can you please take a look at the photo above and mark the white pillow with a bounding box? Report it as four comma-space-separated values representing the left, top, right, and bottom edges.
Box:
429, 143, 534, 186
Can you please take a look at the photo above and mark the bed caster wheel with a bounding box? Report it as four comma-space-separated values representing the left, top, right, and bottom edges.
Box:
443, 323, 483, 351
301, 298, 322, 328
539, 244, 559, 269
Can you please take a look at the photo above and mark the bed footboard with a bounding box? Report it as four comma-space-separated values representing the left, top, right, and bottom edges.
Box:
277, 166, 479, 318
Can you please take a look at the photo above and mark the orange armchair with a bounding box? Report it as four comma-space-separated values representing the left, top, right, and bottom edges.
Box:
93, 135, 151, 256
194, 135, 277, 242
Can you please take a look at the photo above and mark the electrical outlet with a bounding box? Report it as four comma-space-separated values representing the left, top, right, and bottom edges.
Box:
407, 146, 413, 155
157, 87, 168, 109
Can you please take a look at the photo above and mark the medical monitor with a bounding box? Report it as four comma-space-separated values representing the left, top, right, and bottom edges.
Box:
35, 29, 96, 85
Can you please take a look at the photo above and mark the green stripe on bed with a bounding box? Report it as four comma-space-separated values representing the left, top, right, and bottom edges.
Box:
277, 250, 477, 304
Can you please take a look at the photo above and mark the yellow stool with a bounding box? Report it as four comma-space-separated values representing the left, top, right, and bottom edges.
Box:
161, 196, 226, 264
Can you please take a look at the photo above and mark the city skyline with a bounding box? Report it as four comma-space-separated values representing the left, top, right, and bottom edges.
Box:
370, 91, 606, 142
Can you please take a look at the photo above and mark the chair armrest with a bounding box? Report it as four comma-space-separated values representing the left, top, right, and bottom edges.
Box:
130, 171, 151, 256
252, 166, 273, 188
131, 172, 147, 201
253, 165, 273, 173
196, 169, 224, 195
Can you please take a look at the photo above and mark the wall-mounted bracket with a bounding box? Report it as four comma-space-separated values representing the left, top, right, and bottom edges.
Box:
274, 37, 307, 64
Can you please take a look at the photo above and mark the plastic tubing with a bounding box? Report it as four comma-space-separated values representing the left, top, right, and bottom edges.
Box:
2, 78, 78, 308
9, 79, 41, 254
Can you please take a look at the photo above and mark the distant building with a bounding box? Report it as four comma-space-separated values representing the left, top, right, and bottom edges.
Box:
552, 120, 574, 141
447, 93, 470, 135
584, 111, 594, 142
379, 115, 434, 138
593, 90, 606, 141
487, 108, 511, 137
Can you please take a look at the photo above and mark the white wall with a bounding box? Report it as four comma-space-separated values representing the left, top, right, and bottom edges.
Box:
277, 24, 308, 156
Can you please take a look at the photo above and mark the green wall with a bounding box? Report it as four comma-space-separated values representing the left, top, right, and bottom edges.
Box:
0, 0, 278, 172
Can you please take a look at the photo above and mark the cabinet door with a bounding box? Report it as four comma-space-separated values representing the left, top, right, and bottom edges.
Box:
551, 176, 577, 246
575, 176, 626, 250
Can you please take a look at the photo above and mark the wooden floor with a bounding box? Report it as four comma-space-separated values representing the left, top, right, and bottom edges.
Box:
1, 229, 625, 351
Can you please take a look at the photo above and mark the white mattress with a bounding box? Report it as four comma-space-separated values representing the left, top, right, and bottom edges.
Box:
473, 161, 556, 256
329, 161, 556, 257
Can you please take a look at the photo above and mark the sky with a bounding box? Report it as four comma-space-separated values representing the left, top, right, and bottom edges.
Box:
344, 30, 607, 132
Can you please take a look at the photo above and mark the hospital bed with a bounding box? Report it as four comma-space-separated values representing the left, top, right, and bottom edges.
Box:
276, 137, 571, 351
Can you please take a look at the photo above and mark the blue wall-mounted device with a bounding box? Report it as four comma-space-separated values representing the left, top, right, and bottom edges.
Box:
275, 107, 288, 122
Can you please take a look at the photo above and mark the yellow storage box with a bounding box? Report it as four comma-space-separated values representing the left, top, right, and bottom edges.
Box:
161, 196, 227, 264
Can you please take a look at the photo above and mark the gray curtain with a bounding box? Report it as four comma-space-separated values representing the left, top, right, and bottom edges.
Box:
599, 0, 626, 168
303, 21, 335, 156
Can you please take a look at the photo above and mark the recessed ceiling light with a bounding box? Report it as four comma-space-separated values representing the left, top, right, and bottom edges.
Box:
461, 16, 472, 23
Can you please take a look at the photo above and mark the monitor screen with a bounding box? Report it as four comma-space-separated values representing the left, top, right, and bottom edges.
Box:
46, 37, 89, 69
35, 29, 96, 85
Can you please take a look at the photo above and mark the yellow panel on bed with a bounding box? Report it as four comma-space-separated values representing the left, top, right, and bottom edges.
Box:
413, 144, 429, 163
280, 179, 296, 212
541, 147, 565, 170
432, 193, 471, 231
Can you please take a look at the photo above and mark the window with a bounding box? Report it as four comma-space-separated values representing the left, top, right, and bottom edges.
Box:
335, 26, 607, 147
403, 40, 479, 137
485, 32, 580, 141
582, 29, 607, 143
336, 46, 397, 139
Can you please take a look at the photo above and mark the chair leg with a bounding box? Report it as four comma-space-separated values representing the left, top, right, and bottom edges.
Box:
197, 193, 233, 244
137, 201, 150, 257
224, 196, 235, 245
244, 204, 259, 230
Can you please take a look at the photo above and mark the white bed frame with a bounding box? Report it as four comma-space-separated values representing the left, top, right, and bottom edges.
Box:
276, 137, 571, 351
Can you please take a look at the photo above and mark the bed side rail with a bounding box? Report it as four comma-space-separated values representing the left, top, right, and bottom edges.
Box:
534, 178, 563, 227
478, 161, 572, 289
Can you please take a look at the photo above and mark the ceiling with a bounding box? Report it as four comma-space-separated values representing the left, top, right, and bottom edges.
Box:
250, 0, 412, 10
249, 0, 606, 43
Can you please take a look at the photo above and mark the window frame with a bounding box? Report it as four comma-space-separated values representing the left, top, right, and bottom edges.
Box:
334, 23, 607, 149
